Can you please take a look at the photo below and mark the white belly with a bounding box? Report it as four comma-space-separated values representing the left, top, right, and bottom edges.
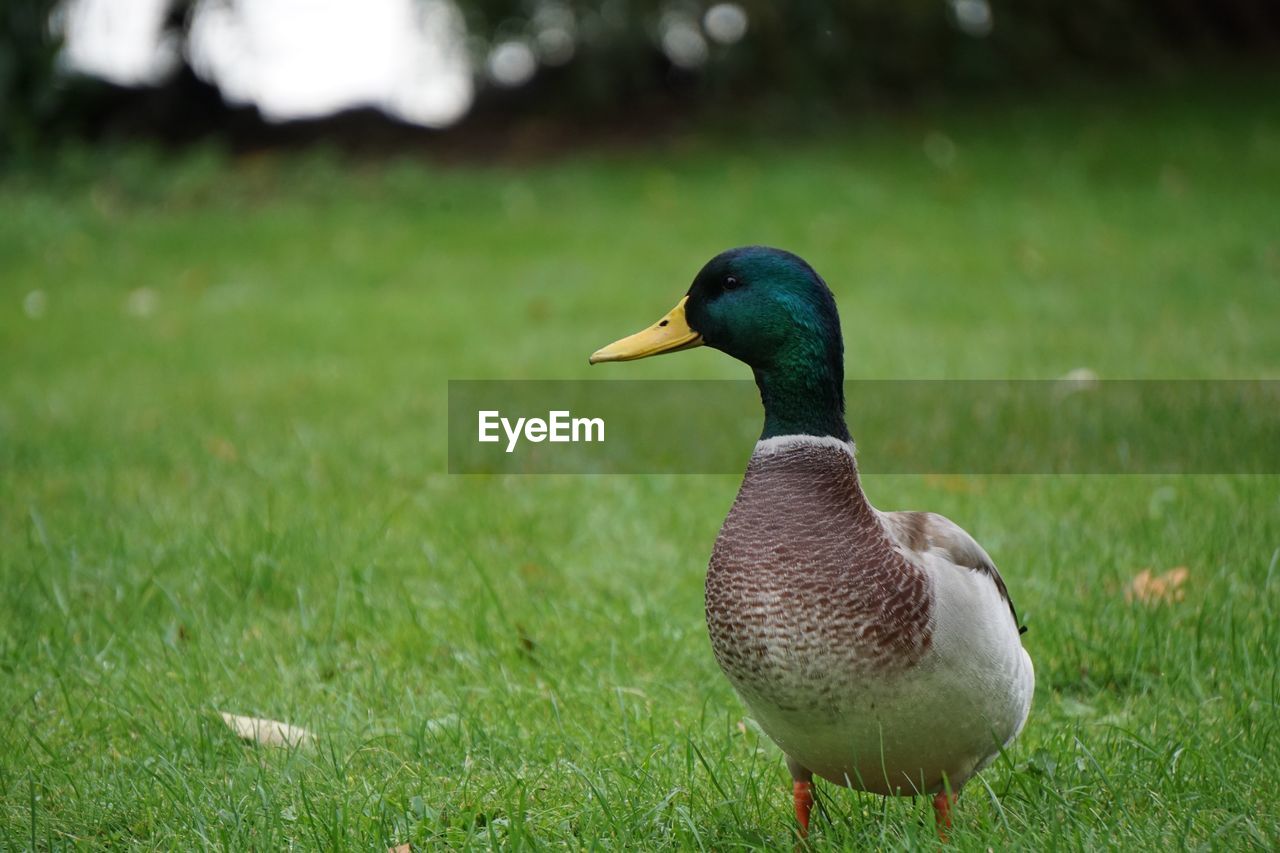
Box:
738, 558, 1034, 795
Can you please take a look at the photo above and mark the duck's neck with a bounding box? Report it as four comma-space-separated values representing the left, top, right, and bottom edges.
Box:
753, 343, 851, 442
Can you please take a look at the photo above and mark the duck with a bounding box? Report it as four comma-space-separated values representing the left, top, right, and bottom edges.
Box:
589, 246, 1033, 838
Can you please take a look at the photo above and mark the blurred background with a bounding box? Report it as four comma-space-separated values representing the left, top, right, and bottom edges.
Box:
3, 0, 1279, 505
4, 3, 1280, 847
4, 0, 1280, 156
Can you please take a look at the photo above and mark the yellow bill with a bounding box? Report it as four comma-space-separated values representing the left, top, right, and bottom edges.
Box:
589, 296, 704, 364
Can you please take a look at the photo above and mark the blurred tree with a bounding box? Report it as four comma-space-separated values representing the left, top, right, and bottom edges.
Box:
478, 0, 1279, 107
0, 0, 64, 158
2, 0, 1278, 156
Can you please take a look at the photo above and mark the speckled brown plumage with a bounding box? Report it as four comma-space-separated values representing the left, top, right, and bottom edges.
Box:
705, 440, 933, 718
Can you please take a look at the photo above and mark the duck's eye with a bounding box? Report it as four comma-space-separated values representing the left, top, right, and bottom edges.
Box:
724, 275, 741, 290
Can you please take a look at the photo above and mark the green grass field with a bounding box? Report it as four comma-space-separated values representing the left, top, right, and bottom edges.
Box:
3, 74, 1280, 849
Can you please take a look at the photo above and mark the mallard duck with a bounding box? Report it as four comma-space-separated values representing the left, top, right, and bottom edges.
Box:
590, 247, 1033, 838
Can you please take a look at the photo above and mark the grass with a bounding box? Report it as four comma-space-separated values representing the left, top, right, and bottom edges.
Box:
2, 72, 1280, 848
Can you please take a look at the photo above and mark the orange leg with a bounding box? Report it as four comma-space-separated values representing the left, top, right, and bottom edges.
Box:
932, 791, 957, 841
787, 757, 815, 838
793, 779, 814, 836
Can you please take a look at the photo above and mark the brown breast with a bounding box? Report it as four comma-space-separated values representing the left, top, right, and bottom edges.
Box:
704, 439, 933, 713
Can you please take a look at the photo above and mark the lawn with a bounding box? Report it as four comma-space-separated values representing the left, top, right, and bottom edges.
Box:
2, 73, 1279, 849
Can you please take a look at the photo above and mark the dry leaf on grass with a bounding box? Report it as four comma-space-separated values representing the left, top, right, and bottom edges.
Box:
388, 845, 412, 853
1054, 367, 1100, 399
1126, 567, 1189, 605
220, 712, 313, 748
1059, 367, 1099, 386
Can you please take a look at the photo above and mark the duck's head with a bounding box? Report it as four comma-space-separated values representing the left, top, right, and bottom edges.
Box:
590, 246, 849, 440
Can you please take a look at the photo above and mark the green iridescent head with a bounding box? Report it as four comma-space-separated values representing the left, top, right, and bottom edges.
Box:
591, 246, 850, 441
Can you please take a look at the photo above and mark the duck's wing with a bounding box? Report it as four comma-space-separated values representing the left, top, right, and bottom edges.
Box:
879, 510, 1025, 634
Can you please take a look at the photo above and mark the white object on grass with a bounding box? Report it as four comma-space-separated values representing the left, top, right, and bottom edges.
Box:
220, 712, 313, 748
